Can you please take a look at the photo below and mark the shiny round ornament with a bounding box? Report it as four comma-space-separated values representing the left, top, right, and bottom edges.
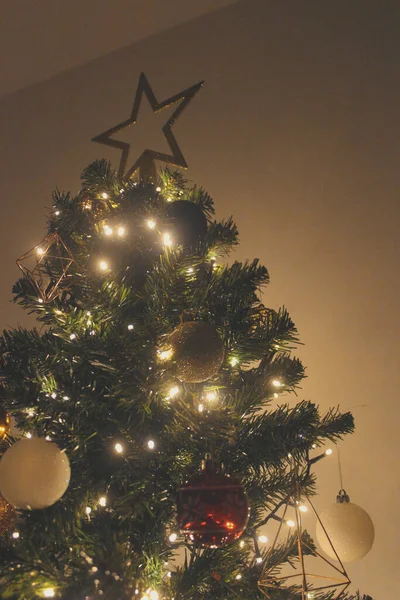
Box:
168, 321, 225, 383
0, 495, 16, 536
0, 438, 71, 510
0, 406, 10, 438
316, 490, 374, 563
166, 200, 208, 247
177, 456, 249, 548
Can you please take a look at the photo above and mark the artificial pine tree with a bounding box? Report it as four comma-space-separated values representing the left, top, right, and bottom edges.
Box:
0, 77, 372, 600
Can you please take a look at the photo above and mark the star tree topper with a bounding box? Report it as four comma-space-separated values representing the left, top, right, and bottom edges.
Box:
92, 73, 203, 181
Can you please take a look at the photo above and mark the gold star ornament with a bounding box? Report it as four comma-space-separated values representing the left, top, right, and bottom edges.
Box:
92, 73, 203, 182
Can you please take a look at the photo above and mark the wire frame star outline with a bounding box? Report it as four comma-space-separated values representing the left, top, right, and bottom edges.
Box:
92, 72, 204, 181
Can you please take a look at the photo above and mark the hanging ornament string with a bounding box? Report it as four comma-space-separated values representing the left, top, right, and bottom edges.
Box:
337, 445, 344, 491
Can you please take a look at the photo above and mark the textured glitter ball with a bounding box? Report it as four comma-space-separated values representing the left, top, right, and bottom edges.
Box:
316, 500, 375, 562
177, 457, 249, 548
168, 321, 225, 383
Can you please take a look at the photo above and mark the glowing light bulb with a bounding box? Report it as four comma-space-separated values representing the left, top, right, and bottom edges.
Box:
205, 391, 217, 402
99, 260, 109, 271
239, 540, 245, 548
85, 507, 92, 515
38, 298, 44, 304
163, 232, 172, 247
12, 531, 20, 539
99, 496, 107, 507
36, 247, 45, 256
101, 192, 108, 199
69, 333, 76, 340
147, 440, 155, 450
198, 403, 204, 413
256, 557, 263, 564
299, 505, 308, 513
25, 433, 32, 439
258, 535, 268, 543
325, 448, 333, 456
187, 267, 194, 274
286, 519, 295, 528
158, 348, 173, 361
146, 219, 156, 230
169, 533, 178, 542
168, 386, 180, 398
115, 443, 123, 454
273, 393, 279, 399
117, 226, 126, 237
54, 210, 60, 216
166, 197, 172, 202
43, 589, 55, 598
272, 379, 282, 387
235, 573, 242, 580
156, 186, 161, 192
230, 357, 239, 366
103, 225, 113, 236
127, 324, 134, 330
149, 591, 159, 600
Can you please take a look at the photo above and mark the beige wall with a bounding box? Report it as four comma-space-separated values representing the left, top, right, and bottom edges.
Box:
1, 1, 398, 598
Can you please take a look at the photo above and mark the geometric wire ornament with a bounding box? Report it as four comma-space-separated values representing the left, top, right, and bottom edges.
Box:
16, 232, 74, 303
258, 482, 351, 600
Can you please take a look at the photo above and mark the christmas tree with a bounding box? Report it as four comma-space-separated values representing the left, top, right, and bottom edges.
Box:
0, 75, 372, 600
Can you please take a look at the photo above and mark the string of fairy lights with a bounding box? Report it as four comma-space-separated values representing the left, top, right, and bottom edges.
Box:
9, 182, 337, 600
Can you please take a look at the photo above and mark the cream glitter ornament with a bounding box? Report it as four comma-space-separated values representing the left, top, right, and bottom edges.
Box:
0, 437, 71, 510
316, 489, 374, 563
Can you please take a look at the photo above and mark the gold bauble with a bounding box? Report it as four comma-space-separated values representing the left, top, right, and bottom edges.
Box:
0, 495, 16, 536
168, 322, 225, 383
0, 406, 10, 438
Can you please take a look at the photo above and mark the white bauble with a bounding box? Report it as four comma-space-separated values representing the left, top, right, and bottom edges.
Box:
0, 438, 70, 509
316, 499, 374, 563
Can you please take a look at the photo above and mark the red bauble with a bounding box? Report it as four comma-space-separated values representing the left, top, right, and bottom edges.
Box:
177, 456, 249, 548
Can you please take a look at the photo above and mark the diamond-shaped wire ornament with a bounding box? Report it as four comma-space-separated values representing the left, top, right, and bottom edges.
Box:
16, 232, 74, 303
258, 482, 351, 600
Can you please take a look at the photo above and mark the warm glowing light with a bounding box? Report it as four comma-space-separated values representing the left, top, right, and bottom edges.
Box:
117, 226, 126, 237
12, 531, 20, 539
99, 496, 107, 507
272, 379, 282, 387
69, 333, 76, 340
146, 219, 156, 230
55, 210, 60, 216
166, 197, 172, 202
149, 591, 159, 600
38, 298, 44, 304
43, 589, 55, 598
156, 186, 161, 192
235, 574, 242, 580
103, 225, 113, 236
225, 521, 235, 529
168, 386, 180, 399
230, 357, 239, 366
187, 267, 194, 274
25, 433, 32, 439
115, 443, 123, 454
325, 448, 333, 456
256, 557, 263, 564
158, 348, 173, 361
168, 533, 178, 542
273, 393, 279, 399
198, 403, 204, 413
286, 519, 295, 528
299, 505, 308, 513
147, 440, 155, 450
205, 391, 217, 402
127, 324, 134, 331
99, 260, 109, 271
163, 232, 172, 247
36, 247, 45, 256
239, 540, 245, 548
85, 507, 92, 515
101, 192, 108, 199
258, 535, 268, 543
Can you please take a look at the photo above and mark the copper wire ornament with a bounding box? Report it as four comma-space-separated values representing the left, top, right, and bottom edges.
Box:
258, 482, 351, 599
92, 72, 203, 182
16, 232, 74, 303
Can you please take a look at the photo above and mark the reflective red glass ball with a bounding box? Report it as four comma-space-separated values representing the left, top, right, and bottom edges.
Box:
177, 458, 249, 548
